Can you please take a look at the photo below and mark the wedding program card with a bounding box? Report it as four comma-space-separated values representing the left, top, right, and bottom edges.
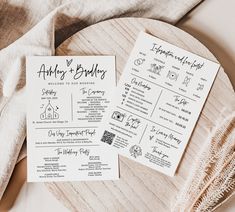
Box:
96, 32, 220, 176
26, 56, 118, 182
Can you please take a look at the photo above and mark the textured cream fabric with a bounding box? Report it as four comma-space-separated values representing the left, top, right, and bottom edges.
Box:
0, 0, 202, 201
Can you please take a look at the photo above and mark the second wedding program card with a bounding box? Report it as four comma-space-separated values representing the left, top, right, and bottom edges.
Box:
27, 56, 118, 182
96, 32, 220, 176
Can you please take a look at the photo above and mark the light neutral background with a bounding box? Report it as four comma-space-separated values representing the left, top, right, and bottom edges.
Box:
178, 0, 235, 88
10, 0, 235, 211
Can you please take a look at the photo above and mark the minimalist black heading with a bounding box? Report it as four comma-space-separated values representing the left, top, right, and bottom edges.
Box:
150, 43, 204, 71
37, 62, 107, 81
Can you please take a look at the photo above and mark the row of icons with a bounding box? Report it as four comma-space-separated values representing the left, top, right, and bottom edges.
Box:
134, 57, 205, 91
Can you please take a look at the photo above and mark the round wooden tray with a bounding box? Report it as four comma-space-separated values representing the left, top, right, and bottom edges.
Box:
48, 18, 235, 211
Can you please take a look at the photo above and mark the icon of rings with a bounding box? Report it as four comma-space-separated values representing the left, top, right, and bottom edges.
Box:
134, 58, 145, 66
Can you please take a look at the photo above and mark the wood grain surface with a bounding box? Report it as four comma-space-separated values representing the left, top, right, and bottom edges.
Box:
45, 18, 235, 212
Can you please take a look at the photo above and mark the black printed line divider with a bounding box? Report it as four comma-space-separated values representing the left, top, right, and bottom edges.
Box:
71, 93, 73, 121
150, 89, 163, 117
130, 73, 196, 102
35, 144, 100, 148
35, 126, 98, 129
139, 124, 148, 144
117, 106, 182, 135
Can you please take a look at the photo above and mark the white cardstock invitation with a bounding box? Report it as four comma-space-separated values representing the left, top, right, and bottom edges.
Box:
27, 56, 118, 182
96, 32, 220, 176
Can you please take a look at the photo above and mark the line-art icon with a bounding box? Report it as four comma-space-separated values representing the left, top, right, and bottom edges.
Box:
40, 100, 59, 120
167, 71, 179, 81
134, 58, 145, 66
182, 76, 191, 87
66, 58, 73, 67
111, 111, 125, 122
148, 64, 163, 75
197, 83, 204, 91
129, 145, 142, 158
149, 135, 154, 141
